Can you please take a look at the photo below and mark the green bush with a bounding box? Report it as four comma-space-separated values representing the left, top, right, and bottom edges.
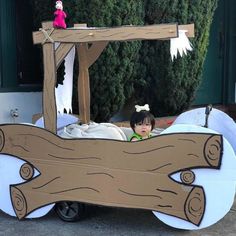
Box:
136, 0, 218, 117
31, 0, 144, 122
30, 0, 218, 120
72, 0, 144, 122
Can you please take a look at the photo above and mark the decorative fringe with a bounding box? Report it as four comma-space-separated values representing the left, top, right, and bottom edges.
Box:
55, 43, 75, 114
170, 30, 193, 61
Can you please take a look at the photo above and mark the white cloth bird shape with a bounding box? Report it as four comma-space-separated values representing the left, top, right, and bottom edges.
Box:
170, 30, 193, 61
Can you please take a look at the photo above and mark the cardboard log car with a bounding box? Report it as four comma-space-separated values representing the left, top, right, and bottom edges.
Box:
0, 123, 222, 225
0, 22, 236, 230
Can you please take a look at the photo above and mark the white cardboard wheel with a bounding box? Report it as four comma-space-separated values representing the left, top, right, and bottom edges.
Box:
153, 124, 236, 230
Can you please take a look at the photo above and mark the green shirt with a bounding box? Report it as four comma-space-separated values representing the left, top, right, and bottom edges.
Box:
129, 132, 152, 141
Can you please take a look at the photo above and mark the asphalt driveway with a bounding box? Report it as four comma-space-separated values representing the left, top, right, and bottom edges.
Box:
0, 199, 235, 236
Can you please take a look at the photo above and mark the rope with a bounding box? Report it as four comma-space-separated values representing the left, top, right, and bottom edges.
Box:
39, 28, 55, 44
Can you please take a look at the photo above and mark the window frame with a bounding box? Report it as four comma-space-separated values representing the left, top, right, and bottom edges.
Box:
0, 0, 42, 93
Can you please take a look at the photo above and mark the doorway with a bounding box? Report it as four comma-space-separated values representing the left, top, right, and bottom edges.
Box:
194, 0, 225, 105
195, 0, 236, 106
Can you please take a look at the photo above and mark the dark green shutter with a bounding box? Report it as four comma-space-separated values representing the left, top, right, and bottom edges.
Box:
0, 0, 17, 88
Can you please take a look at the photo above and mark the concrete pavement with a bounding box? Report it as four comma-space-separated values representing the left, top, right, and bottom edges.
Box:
0, 199, 235, 236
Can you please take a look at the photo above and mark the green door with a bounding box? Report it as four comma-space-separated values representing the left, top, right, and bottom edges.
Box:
195, 0, 236, 105
226, 0, 236, 104
0, 0, 17, 89
194, 0, 224, 105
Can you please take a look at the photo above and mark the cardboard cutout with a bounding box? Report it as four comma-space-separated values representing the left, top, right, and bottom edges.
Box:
154, 124, 236, 229
0, 123, 225, 226
174, 108, 236, 153
35, 113, 78, 133
0, 154, 54, 218
0, 122, 235, 229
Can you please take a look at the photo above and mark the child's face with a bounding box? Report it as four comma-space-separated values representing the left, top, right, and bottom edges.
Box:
134, 118, 152, 138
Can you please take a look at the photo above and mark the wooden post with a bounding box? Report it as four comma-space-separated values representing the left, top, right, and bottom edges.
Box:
55, 43, 74, 69
77, 43, 91, 124
41, 22, 57, 133
76, 37, 108, 124
74, 23, 109, 124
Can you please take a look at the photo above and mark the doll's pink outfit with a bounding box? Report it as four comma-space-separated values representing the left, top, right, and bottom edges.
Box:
53, 9, 67, 29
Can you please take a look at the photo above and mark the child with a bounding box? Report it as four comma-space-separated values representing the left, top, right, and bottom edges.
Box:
129, 104, 155, 141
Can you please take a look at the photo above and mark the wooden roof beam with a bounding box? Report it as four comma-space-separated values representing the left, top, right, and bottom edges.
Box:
33, 23, 179, 44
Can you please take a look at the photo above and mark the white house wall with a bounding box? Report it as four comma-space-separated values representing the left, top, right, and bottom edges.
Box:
0, 92, 42, 124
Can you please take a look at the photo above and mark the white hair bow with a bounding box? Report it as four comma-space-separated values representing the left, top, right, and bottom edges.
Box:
135, 104, 150, 112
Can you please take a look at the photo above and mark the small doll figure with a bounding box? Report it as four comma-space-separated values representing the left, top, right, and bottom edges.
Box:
53, 0, 67, 29
129, 104, 155, 141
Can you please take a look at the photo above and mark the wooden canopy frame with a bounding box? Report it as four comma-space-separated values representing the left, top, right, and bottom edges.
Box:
32, 22, 194, 133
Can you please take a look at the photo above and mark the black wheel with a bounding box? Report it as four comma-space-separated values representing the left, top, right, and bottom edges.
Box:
55, 201, 86, 222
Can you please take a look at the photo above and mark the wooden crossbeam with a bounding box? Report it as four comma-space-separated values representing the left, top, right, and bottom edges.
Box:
179, 24, 194, 37
55, 43, 74, 69
33, 24, 179, 44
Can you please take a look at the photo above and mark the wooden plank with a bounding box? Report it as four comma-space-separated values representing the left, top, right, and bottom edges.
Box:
32, 113, 42, 124
42, 43, 57, 133
87, 41, 109, 68
33, 24, 178, 44
74, 23, 88, 28
40, 22, 57, 133
77, 43, 90, 124
55, 43, 74, 69
41, 21, 53, 29
179, 24, 195, 37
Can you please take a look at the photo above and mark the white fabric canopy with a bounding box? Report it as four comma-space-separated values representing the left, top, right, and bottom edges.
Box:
55, 43, 75, 114
170, 30, 193, 60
